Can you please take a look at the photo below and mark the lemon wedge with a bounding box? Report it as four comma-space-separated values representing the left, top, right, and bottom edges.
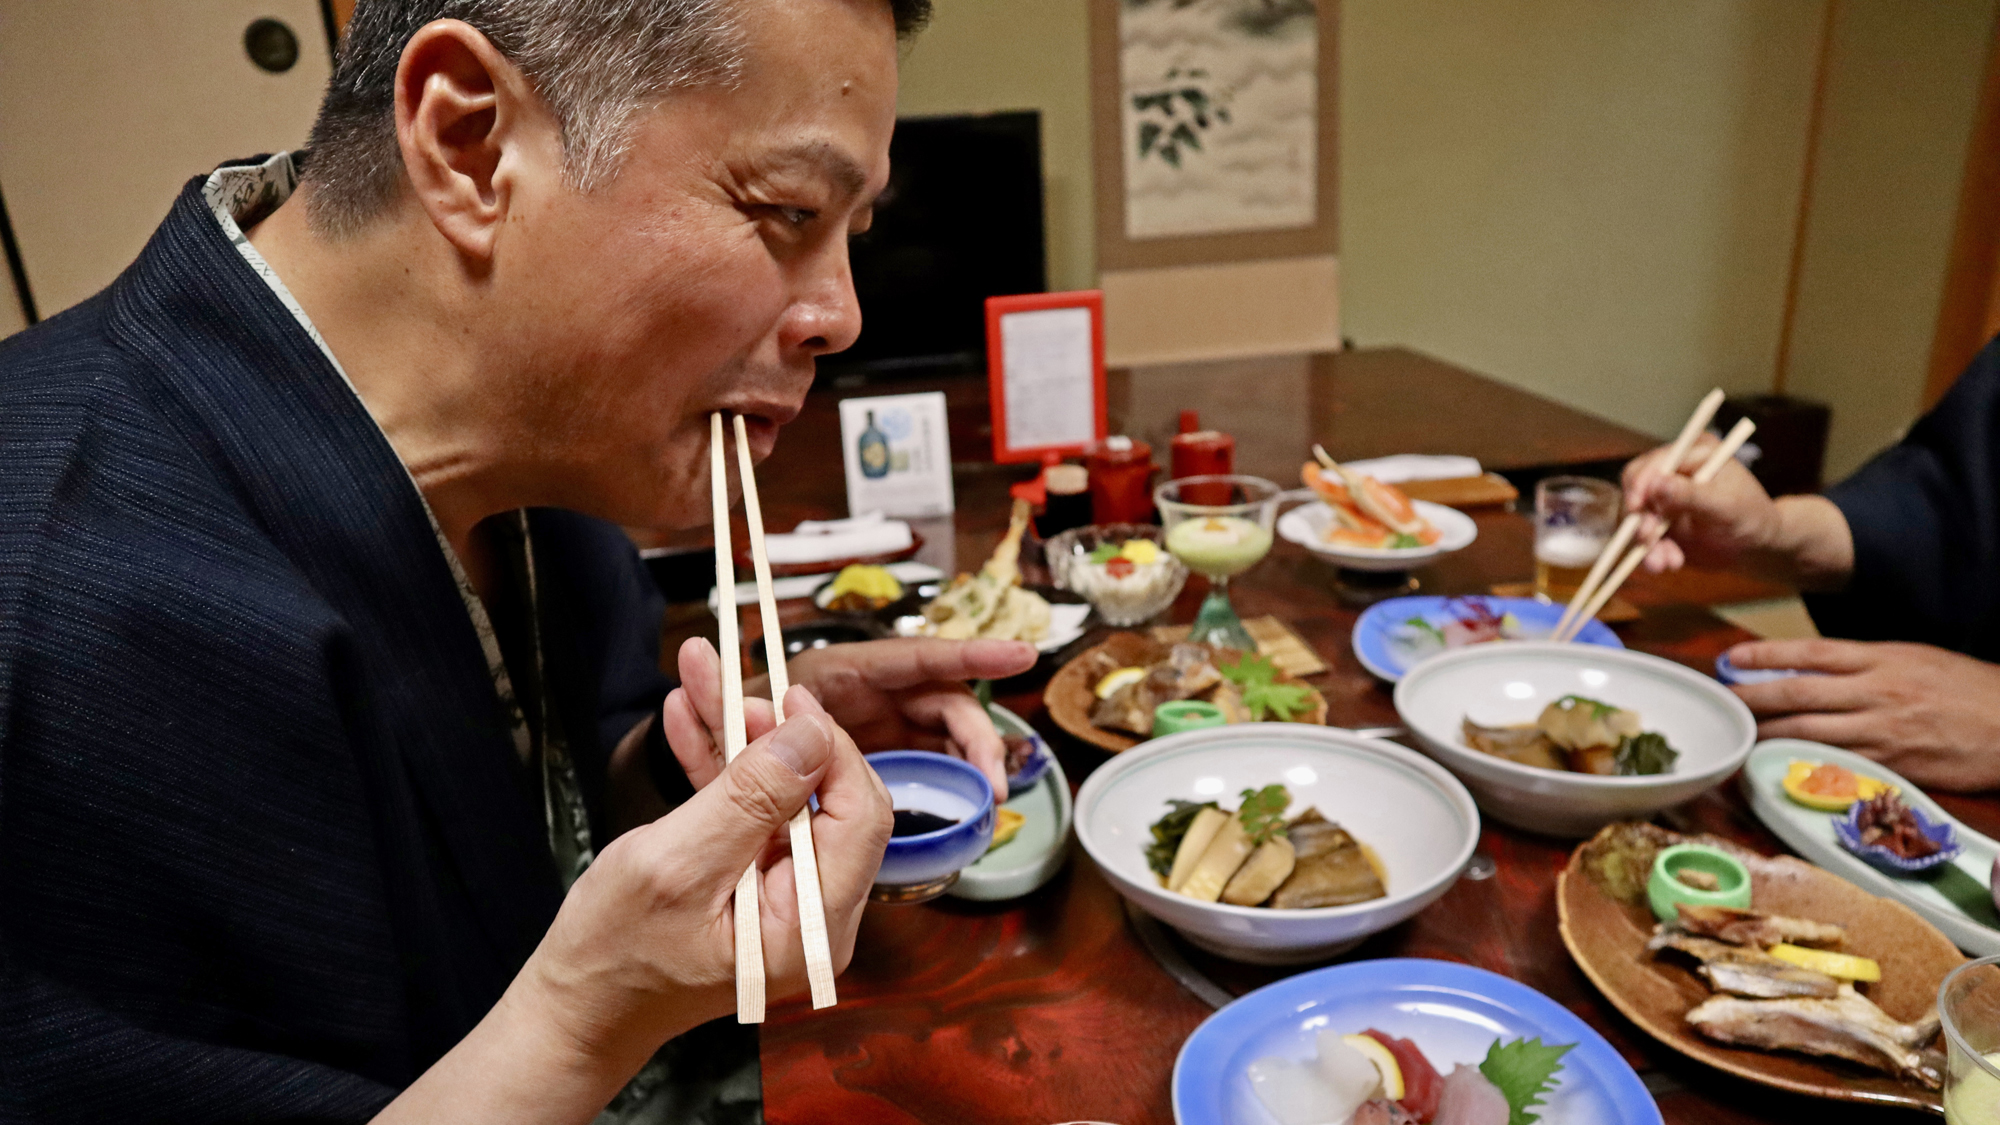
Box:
1781, 760, 1892, 812
987, 808, 1026, 851
1340, 1033, 1404, 1101
1768, 943, 1882, 982
1094, 666, 1147, 699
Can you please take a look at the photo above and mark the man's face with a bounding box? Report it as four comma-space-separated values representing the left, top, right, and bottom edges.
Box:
494, 0, 897, 528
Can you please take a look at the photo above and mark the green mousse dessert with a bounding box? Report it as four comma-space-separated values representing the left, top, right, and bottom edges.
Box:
1166, 516, 1273, 577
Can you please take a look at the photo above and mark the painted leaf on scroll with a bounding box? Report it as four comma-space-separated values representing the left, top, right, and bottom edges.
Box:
1119, 0, 1318, 239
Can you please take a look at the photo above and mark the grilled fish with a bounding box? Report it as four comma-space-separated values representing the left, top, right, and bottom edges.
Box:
1268, 809, 1387, 909
1685, 984, 1944, 1087
1676, 904, 1847, 949
1648, 930, 1841, 999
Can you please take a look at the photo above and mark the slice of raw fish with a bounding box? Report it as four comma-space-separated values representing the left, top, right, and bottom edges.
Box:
1675, 904, 1846, 948
1314, 1029, 1388, 1108
1271, 810, 1387, 908
1685, 983, 1945, 1087
1431, 1064, 1510, 1125
1244, 1033, 1381, 1125
1351, 1099, 1419, 1125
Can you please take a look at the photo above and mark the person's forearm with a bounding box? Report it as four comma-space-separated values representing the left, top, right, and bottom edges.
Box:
1749, 495, 1854, 593
371, 973, 643, 1125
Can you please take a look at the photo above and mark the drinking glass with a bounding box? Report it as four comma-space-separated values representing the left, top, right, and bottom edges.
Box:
1154, 474, 1280, 651
1534, 475, 1621, 603
1942, 954, 2000, 1121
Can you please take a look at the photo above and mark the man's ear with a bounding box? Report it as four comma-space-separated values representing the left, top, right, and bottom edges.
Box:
393, 20, 557, 266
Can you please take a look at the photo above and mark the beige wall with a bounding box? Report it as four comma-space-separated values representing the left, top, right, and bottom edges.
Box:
894, 0, 1096, 291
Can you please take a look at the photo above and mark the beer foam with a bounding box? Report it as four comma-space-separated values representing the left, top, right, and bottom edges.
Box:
1536, 528, 1608, 568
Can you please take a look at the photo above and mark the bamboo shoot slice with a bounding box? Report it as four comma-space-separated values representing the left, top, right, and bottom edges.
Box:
1222, 836, 1297, 905
1178, 815, 1253, 903
1167, 806, 1231, 892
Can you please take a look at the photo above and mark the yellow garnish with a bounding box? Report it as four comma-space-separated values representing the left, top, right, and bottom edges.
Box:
1120, 539, 1161, 565
1767, 943, 1881, 982
1341, 1033, 1404, 1100
988, 808, 1026, 851
825, 564, 902, 603
1781, 760, 1892, 812
1094, 666, 1147, 699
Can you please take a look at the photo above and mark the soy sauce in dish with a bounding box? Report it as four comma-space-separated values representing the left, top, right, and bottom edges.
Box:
891, 809, 959, 837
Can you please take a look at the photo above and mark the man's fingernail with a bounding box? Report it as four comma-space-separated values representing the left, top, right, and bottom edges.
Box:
769, 714, 827, 777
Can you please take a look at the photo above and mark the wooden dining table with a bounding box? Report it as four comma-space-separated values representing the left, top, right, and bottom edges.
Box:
647, 349, 1964, 1124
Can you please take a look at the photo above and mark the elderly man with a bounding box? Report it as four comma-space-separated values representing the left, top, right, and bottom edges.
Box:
1625, 338, 2000, 792
0, 0, 1036, 1121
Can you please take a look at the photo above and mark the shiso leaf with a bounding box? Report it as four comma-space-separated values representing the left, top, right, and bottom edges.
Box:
1479, 1037, 1573, 1125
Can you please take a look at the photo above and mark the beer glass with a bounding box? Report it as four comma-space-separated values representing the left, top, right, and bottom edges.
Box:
1534, 476, 1620, 603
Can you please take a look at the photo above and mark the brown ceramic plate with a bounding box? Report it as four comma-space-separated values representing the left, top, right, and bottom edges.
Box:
1557, 827, 1963, 1115
1042, 632, 1328, 754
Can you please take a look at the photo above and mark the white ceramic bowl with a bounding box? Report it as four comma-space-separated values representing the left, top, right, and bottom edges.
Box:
1074, 724, 1480, 964
1393, 643, 1757, 838
1276, 499, 1478, 572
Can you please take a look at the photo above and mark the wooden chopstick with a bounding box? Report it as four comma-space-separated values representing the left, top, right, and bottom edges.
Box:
711, 413, 767, 1023
1554, 417, 1757, 642
1552, 388, 1726, 642
731, 413, 840, 1011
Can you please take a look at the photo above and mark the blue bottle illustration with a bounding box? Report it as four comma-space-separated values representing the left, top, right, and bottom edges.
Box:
858, 410, 891, 479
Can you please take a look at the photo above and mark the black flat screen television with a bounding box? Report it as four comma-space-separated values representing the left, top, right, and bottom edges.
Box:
821, 111, 1047, 382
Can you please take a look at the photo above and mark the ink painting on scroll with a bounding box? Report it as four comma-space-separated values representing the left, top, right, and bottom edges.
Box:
1119, 0, 1319, 240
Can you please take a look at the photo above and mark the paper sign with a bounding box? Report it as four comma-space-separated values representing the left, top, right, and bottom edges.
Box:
986, 290, 1107, 463
838, 392, 955, 518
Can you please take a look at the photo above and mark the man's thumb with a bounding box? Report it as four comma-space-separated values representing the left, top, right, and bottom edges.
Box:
681, 711, 835, 879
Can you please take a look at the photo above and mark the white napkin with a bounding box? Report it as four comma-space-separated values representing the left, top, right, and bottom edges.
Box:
1338, 454, 1483, 484
708, 561, 944, 612
761, 511, 915, 566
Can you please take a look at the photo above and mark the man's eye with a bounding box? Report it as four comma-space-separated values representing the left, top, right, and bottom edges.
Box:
777, 207, 816, 227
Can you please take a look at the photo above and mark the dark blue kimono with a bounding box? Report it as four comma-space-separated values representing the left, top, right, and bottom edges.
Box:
1806, 335, 2000, 660
0, 178, 677, 1120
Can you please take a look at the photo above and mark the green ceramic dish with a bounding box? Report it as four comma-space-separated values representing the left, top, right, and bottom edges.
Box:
1154, 700, 1228, 737
1648, 843, 1751, 922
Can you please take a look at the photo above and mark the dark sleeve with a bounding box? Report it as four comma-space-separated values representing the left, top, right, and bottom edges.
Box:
1803, 335, 2000, 661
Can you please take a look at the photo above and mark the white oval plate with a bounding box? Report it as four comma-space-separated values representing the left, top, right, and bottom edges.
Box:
1276, 499, 1478, 572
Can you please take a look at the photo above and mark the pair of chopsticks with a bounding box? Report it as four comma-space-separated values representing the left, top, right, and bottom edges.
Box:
709, 412, 838, 1022
1549, 390, 1755, 643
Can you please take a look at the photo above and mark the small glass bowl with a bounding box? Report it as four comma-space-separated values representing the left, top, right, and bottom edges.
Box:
1045, 524, 1188, 627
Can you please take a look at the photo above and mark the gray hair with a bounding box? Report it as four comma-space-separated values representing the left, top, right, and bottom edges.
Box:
303, 0, 929, 237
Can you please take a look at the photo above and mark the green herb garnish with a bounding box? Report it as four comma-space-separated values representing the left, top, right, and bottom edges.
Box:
1479, 1037, 1573, 1125
1219, 654, 1314, 721
1388, 532, 1423, 549
1086, 542, 1121, 565
1553, 694, 1619, 720
1236, 784, 1291, 846
1403, 616, 1447, 645
1144, 799, 1217, 877
1613, 731, 1679, 776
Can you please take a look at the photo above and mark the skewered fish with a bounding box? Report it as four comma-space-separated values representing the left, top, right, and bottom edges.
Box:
1676, 904, 1847, 949
1685, 984, 1944, 1087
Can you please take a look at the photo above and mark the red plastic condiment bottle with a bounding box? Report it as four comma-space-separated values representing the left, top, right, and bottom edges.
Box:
1086, 436, 1156, 525
1170, 410, 1235, 505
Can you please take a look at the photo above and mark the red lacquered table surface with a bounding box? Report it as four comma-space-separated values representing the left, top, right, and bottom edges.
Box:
638, 355, 1969, 1124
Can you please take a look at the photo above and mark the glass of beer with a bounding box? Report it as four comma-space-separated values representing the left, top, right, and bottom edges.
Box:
1943, 955, 2000, 1121
1533, 476, 1620, 603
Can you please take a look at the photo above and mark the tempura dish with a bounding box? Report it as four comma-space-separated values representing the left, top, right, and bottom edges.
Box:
1073, 723, 1478, 963
1395, 643, 1755, 836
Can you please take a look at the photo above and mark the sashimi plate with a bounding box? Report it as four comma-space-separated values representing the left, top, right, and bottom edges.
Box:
1172, 958, 1658, 1125
1352, 595, 1624, 682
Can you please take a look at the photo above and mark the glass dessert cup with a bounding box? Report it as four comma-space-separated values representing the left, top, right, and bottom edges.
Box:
1941, 954, 2000, 1121
1154, 474, 1281, 651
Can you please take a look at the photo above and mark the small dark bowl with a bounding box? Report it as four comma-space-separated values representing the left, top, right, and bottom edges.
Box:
749, 622, 878, 671
1833, 801, 1962, 874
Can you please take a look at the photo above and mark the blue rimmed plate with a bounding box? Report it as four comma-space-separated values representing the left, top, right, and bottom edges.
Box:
1352, 595, 1624, 682
1172, 958, 1659, 1125
1834, 796, 1963, 874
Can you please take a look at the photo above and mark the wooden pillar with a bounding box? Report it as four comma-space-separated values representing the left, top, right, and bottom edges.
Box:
1925, 10, 2000, 409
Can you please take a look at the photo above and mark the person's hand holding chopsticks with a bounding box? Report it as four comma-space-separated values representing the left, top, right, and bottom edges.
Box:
1621, 431, 1856, 592
504, 676, 890, 1086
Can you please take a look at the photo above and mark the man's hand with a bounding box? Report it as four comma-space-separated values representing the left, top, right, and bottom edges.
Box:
665, 636, 1037, 796
1621, 434, 1855, 591
1729, 639, 2000, 791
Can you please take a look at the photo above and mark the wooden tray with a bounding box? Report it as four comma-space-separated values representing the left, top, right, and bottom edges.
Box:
1042, 632, 1327, 754
1557, 825, 1962, 1115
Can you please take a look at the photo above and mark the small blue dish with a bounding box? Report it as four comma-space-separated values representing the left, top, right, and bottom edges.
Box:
1352, 595, 1623, 682
1833, 800, 1962, 874
1003, 730, 1055, 798
865, 751, 995, 902
1715, 650, 1817, 686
